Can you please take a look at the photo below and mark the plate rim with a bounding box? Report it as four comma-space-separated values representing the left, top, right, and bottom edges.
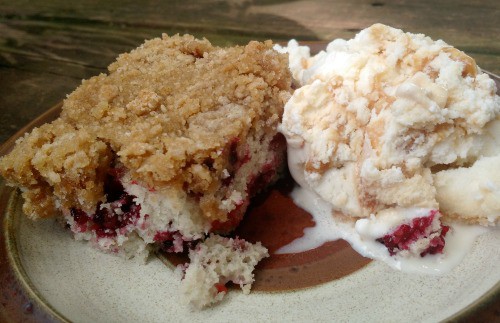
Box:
3, 189, 71, 322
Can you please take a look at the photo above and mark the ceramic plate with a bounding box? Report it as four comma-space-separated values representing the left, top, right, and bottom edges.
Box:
0, 56, 499, 323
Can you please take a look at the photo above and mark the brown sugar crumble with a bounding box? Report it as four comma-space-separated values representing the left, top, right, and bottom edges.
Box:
0, 34, 292, 223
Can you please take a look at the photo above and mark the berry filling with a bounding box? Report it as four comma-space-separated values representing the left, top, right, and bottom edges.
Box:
68, 131, 285, 254
211, 200, 248, 232
154, 230, 196, 253
228, 137, 251, 169
214, 134, 285, 232
69, 168, 142, 238
376, 210, 450, 257
69, 169, 186, 251
247, 162, 279, 197
222, 137, 252, 187
70, 196, 141, 239
212, 161, 279, 232
214, 283, 228, 294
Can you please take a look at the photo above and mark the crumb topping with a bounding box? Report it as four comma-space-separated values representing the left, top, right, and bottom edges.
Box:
1, 119, 112, 217
0, 34, 291, 220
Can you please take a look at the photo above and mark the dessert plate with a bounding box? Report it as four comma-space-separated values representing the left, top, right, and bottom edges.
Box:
1, 59, 499, 323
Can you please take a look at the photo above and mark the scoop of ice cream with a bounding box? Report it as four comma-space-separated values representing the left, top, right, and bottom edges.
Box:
279, 24, 500, 225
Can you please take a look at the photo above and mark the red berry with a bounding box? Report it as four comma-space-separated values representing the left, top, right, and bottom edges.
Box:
376, 210, 449, 257
214, 283, 228, 294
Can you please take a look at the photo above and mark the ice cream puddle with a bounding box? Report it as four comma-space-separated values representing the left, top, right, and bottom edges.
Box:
277, 185, 490, 275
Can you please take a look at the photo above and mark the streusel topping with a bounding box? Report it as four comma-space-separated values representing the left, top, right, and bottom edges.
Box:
0, 34, 291, 220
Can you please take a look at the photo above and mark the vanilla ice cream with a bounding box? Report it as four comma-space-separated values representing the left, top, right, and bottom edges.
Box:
278, 23, 500, 225
276, 24, 499, 265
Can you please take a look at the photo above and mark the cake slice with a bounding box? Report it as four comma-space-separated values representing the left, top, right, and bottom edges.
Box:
0, 34, 291, 302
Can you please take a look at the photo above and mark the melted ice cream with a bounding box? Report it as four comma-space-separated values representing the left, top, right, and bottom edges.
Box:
277, 186, 490, 274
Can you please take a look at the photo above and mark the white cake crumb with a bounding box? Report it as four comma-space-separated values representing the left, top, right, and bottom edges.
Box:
180, 234, 269, 309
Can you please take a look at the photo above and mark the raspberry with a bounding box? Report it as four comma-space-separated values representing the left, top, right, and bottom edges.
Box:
70, 170, 141, 239
70, 208, 90, 226
376, 210, 450, 257
154, 231, 173, 242
214, 283, 228, 294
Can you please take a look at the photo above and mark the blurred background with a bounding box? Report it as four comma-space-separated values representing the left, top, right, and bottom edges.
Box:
1, 0, 499, 144
1, 0, 499, 145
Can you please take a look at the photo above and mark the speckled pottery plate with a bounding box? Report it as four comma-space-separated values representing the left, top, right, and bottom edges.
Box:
1, 50, 499, 322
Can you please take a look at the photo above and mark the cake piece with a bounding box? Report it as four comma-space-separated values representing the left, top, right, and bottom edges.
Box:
179, 235, 268, 309
277, 24, 499, 258
0, 34, 291, 260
